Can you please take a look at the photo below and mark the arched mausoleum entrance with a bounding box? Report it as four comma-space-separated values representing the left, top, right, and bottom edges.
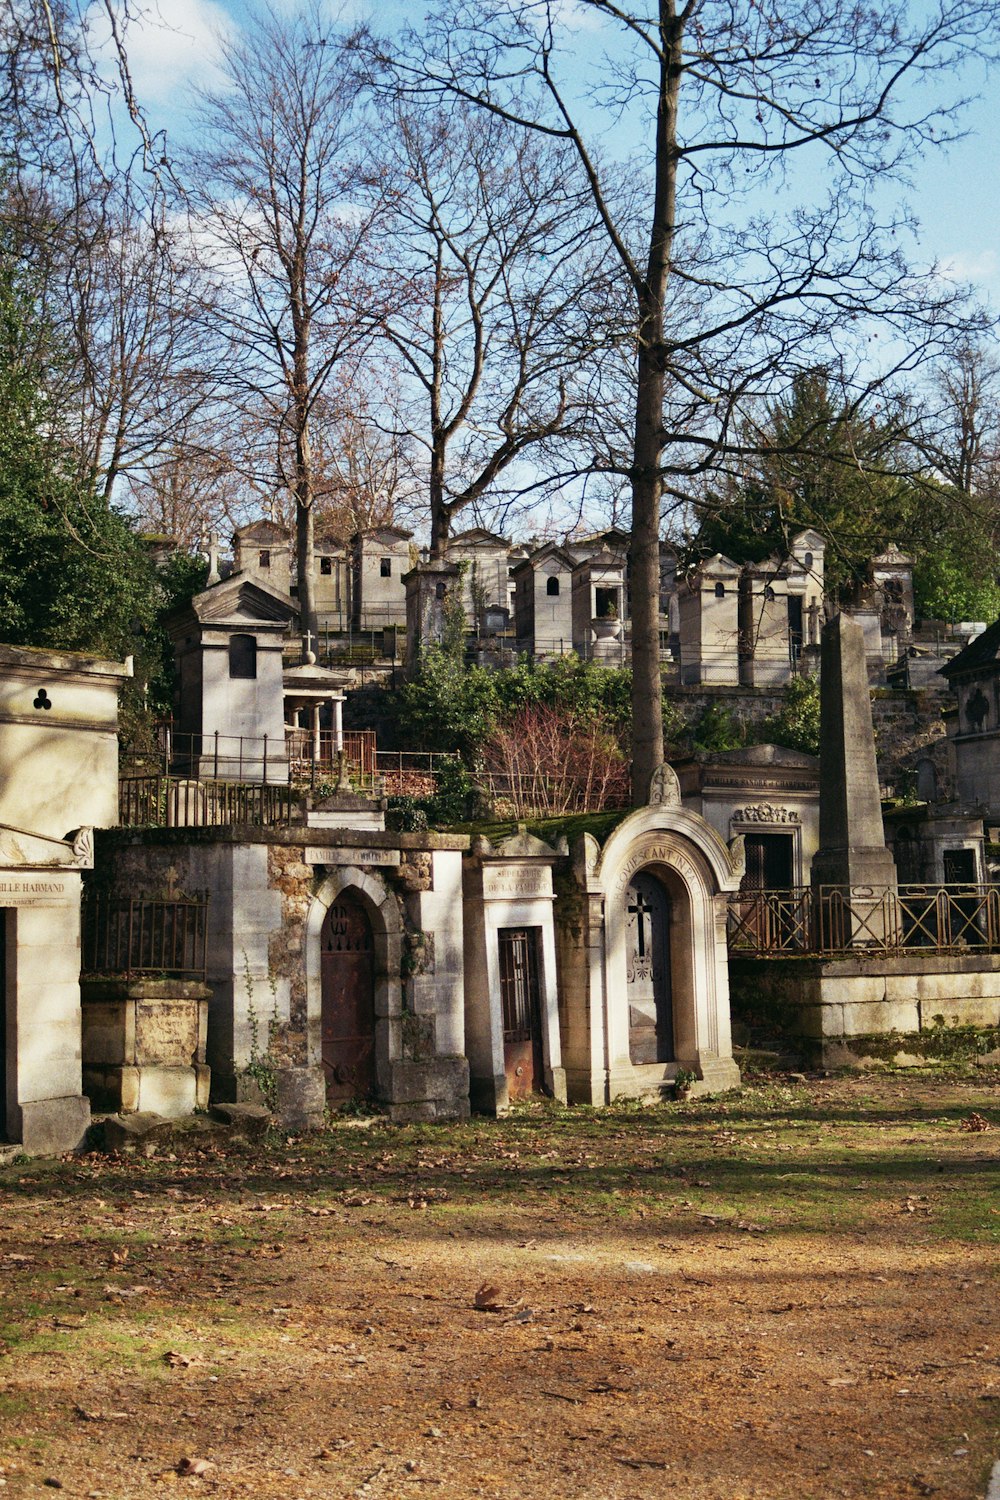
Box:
625, 871, 674, 1064
306, 867, 404, 1109
554, 766, 745, 1104
320, 892, 376, 1104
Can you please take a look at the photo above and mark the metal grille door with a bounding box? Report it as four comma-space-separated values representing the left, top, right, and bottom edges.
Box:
498, 927, 543, 1098
320, 895, 376, 1104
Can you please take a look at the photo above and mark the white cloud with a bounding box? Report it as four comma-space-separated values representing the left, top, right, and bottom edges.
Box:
91, 0, 236, 107
936, 249, 999, 286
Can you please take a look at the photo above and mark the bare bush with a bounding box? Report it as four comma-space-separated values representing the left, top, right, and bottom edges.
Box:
480, 704, 629, 817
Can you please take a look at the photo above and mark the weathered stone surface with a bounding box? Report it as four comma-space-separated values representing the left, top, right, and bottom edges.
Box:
274, 1067, 326, 1130
102, 1111, 174, 1153
812, 613, 897, 896
19, 1097, 91, 1156
210, 1102, 271, 1136
387, 1057, 470, 1106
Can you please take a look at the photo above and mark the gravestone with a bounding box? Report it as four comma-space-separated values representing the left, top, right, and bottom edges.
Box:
811, 614, 896, 944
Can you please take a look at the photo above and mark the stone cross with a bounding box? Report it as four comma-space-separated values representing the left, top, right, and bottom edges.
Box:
205, 532, 221, 587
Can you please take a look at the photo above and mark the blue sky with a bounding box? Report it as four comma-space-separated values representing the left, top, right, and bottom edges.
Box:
114, 0, 1000, 306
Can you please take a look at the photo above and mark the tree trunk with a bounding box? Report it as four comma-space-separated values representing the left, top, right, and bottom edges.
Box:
295, 418, 318, 659
629, 0, 683, 804
630, 335, 666, 803
428, 436, 449, 558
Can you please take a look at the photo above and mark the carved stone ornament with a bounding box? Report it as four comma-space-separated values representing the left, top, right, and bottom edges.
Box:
732, 804, 800, 824
581, 832, 601, 875
647, 763, 681, 807
70, 827, 94, 867
728, 833, 746, 880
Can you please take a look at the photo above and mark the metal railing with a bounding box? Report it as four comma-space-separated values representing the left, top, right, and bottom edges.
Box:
82, 891, 209, 980
728, 883, 1000, 959
119, 776, 299, 829
125, 726, 378, 786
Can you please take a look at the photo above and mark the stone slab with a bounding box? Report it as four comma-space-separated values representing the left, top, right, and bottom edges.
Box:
210, 1102, 271, 1136
274, 1067, 326, 1130
102, 1111, 174, 1154
18, 1096, 91, 1156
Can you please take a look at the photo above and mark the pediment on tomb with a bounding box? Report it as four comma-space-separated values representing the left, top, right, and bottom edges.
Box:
190, 576, 299, 626
493, 826, 560, 858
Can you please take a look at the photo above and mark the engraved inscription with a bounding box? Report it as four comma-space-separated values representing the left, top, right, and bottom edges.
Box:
305, 847, 401, 868
483, 867, 552, 900
731, 804, 800, 825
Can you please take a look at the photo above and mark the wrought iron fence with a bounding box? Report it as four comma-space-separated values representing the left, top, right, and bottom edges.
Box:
118, 775, 299, 829
82, 891, 209, 980
129, 726, 379, 786
728, 883, 1000, 959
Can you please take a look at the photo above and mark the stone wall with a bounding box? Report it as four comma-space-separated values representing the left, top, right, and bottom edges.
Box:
730, 953, 1000, 1066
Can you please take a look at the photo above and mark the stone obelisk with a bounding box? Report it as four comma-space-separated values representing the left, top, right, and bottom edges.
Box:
811, 614, 896, 940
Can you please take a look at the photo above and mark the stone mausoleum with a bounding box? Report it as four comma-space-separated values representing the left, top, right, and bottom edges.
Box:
0, 643, 131, 1154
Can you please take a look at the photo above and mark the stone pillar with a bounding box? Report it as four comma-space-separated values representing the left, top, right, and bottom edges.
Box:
403, 560, 462, 676
811, 613, 896, 944
311, 704, 322, 765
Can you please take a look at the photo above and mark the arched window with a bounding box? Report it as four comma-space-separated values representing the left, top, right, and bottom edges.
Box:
714, 582, 725, 599
229, 633, 257, 680
804, 552, 813, 570
765, 585, 776, 601
546, 576, 560, 597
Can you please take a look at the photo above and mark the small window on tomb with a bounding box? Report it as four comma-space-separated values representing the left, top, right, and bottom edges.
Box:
546, 576, 560, 597
259, 549, 271, 569
943, 848, 976, 884
380, 558, 392, 578
229, 633, 257, 680
714, 582, 725, 599
804, 551, 814, 570
765, 585, 776, 601
320, 556, 333, 575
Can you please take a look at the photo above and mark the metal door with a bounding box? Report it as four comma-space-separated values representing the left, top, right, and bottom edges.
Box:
741, 833, 795, 891
625, 872, 673, 1064
320, 894, 376, 1104
498, 927, 543, 1098
0, 912, 6, 1140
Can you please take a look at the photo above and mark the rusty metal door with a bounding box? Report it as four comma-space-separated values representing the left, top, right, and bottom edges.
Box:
499, 927, 543, 1099
320, 894, 376, 1104
625, 872, 673, 1064
0, 912, 6, 1139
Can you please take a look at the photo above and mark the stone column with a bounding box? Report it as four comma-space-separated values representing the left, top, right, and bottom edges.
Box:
311, 704, 322, 766
811, 613, 896, 945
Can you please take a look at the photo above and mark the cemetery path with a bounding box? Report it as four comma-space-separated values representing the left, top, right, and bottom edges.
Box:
0, 1073, 997, 1500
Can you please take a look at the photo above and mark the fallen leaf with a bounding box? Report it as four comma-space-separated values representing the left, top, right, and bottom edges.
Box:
176, 1457, 214, 1477
474, 1282, 512, 1313
163, 1351, 204, 1370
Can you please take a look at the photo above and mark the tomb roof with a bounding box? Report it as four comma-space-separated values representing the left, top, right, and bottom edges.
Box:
939, 617, 1000, 680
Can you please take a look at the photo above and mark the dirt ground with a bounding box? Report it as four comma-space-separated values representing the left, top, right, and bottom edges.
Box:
0, 1073, 998, 1500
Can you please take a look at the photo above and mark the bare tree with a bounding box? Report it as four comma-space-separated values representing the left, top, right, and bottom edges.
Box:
371, 99, 618, 555
185, 1, 385, 654
924, 340, 1000, 499
309, 371, 421, 541
368, 0, 999, 800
